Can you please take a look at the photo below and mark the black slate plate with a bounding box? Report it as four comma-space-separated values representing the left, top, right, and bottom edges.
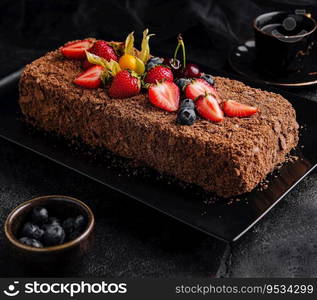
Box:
0, 69, 316, 242
229, 39, 317, 87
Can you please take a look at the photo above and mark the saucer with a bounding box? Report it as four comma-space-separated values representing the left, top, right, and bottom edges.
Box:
228, 40, 317, 87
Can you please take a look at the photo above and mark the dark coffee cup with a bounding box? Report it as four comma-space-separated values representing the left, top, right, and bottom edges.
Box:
253, 11, 316, 76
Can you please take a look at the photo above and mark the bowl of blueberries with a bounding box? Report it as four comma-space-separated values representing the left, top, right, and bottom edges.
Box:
5, 195, 94, 262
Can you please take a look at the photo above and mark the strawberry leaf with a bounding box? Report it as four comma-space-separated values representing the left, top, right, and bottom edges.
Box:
138, 29, 155, 64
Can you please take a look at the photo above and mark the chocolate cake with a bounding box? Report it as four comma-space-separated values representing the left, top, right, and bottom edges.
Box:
18, 45, 299, 198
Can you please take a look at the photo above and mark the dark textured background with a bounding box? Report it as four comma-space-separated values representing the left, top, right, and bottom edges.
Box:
0, 0, 317, 277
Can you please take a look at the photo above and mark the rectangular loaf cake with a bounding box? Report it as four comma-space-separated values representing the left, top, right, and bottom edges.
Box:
19, 46, 299, 198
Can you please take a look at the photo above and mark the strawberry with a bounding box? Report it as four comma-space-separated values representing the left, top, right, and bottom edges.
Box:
223, 100, 258, 117
108, 70, 141, 98
144, 65, 174, 84
73, 65, 104, 89
83, 40, 118, 69
196, 94, 224, 122
148, 81, 180, 112
61, 39, 94, 59
185, 78, 218, 101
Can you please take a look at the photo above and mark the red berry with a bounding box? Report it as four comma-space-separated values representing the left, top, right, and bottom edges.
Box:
223, 100, 258, 117
89, 40, 118, 61
183, 63, 201, 78
73, 65, 104, 89
61, 39, 94, 59
185, 78, 218, 101
148, 81, 180, 112
144, 65, 174, 84
108, 70, 141, 99
196, 94, 224, 122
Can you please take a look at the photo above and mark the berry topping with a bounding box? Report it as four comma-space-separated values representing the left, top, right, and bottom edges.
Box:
146, 57, 164, 70
73, 65, 104, 89
183, 63, 201, 78
223, 100, 258, 117
180, 98, 195, 110
148, 81, 180, 112
19, 237, 43, 248
108, 70, 141, 98
175, 78, 191, 90
177, 107, 196, 125
144, 65, 174, 84
31, 206, 49, 224
200, 74, 215, 86
185, 78, 217, 101
61, 39, 94, 59
43, 224, 66, 246
196, 94, 224, 122
21, 222, 44, 241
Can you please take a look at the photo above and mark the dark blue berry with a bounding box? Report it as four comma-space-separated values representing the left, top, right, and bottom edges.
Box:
31, 206, 48, 224
44, 225, 65, 246
180, 98, 195, 110
201, 74, 214, 86
21, 222, 44, 240
48, 217, 61, 226
62, 217, 76, 235
177, 108, 196, 125
74, 215, 86, 231
175, 78, 191, 90
146, 57, 163, 70
19, 237, 43, 248
41, 217, 61, 231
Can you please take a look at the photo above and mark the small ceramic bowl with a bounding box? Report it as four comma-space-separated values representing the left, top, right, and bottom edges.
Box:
4, 195, 94, 265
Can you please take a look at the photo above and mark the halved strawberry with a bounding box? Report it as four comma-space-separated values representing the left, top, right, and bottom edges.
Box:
185, 78, 218, 101
223, 100, 258, 117
148, 81, 180, 112
196, 94, 224, 122
61, 39, 94, 59
73, 65, 104, 89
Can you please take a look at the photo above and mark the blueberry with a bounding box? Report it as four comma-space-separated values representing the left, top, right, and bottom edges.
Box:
31, 206, 48, 224
62, 217, 76, 235
177, 108, 196, 125
41, 217, 61, 230
175, 78, 191, 90
146, 57, 163, 70
21, 222, 44, 241
180, 99, 195, 110
74, 215, 86, 230
19, 237, 43, 248
43, 225, 65, 246
201, 74, 214, 86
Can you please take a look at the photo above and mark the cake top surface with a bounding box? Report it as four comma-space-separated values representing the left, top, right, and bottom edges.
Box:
22, 47, 296, 153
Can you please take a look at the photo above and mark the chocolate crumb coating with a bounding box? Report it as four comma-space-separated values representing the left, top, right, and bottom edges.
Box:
18, 46, 299, 198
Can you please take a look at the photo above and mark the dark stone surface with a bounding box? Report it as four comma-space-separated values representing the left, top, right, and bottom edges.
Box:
0, 139, 226, 277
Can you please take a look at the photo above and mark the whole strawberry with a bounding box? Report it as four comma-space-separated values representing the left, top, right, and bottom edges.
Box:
108, 70, 141, 99
144, 65, 174, 84
83, 40, 118, 69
